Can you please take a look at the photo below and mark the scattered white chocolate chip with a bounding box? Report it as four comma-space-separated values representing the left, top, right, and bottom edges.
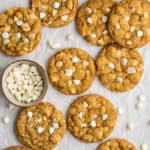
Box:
127, 67, 136, 74
77, 112, 83, 119
102, 30, 108, 35
73, 79, 80, 85
65, 69, 73, 77
127, 122, 134, 130
140, 144, 148, 150
39, 12, 46, 19
27, 111, 33, 118
85, 7, 92, 14
72, 56, 79, 63
37, 127, 44, 134
52, 122, 59, 129
102, 114, 108, 121
125, 16, 130, 22
53, 2, 60, 9
47, 40, 60, 49
106, 8, 111, 13
122, 58, 128, 66
83, 60, 89, 66
90, 120, 96, 127
23, 38, 29, 43
87, 17, 93, 24
130, 26, 135, 32
66, 34, 74, 41
109, 62, 115, 69
138, 94, 146, 101
2, 116, 9, 124
83, 101, 88, 108
137, 30, 143, 37
56, 61, 63, 67
116, 23, 120, 29
2, 32, 9, 39
116, 77, 123, 83
16, 32, 21, 39
16, 20, 23, 26
61, 15, 68, 21
90, 33, 96, 38
81, 123, 87, 128
117, 107, 124, 115
136, 102, 144, 110
101, 16, 108, 23
49, 127, 55, 134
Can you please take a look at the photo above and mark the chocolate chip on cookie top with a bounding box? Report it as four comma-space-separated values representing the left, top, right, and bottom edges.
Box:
31, 0, 78, 28
108, 0, 150, 48
0, 7, 41, 56
16, 102, 66, 150
76, 0, 117, 46
96, 44, 144, 92
47, 48, 96, 95
67, 94, 117, 142
97, 138, 136, 150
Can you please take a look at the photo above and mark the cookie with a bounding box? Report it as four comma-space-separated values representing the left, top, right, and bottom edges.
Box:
97, 138, 136, 150
47, 48, 96, 95
0, 7, 41, 56
4, 146, 27, 150
67, 94, 117, 142
108, 0, 150, 48
76, 0, 117, 46
16, 102, 66, 150
96, 44, 144, 92
31, 0, 78, 28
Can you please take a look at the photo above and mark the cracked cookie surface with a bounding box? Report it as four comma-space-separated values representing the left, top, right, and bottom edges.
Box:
4, 146, 27, 150
47, 48, 96, 95
0, 7, 41, 56
96, 44, 144, 92
16, 102, 66, 150
31, 0, 78, 28
108, 0, 150, 48
76, 0, 116, 46
67, 94, 117, 142
97, 138, 136, 150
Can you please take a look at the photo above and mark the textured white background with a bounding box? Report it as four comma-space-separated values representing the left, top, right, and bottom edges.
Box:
0, 0, 150, 150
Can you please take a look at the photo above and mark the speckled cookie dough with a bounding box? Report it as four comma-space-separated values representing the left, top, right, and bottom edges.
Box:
76, 0, 117, 46
97, 138, 136, 150
47, 48, 96, 95
31, 0, 78, 28
108, 0, 150, 48
96, 44, 144, 92
16, 102, 66, 150
0, 7, 42, 56
4, 146, 27, 150
67, 94, 117, 142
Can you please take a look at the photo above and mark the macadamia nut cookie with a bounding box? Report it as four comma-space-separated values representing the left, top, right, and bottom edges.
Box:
97, 138, 136, 150
0, 7, 42, 56
47, 48, 96, 95
31, 0, 78, 28
76, 0, 116, 46
16, 102, 66, 150
96, 44, 144, 92
4, 146, 27, 150
67, 94, 117, 142
108, 0, 150, 48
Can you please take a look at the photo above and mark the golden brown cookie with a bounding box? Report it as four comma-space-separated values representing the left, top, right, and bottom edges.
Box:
0, 7, 41, 56
47, 48, 96, 95
4, 146, 27, 150
108, 0, 150, 48
76, 0, 117, 46
96, 44, 144, 92
16, 102, 66, 150
31, 0, 78, 28
97, 138, 136, 150
67, 94, 117, 143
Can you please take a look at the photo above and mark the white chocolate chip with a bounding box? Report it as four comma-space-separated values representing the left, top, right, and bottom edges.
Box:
148, 0, 150, 3
116, 23, 120, 29
90, 120, 96, 127
27, 111, 33, 118
77, 112, 83, 119
16, 32, 21, 39
56, 61, 63, 67
2, 32, 10, 39
136, 102, 144, 110
49, 127, 55, 134
3, 39, 10, 45
102, 114, 108, 121
141, 144, 148, 150
127, 122, 134, 130
122, 58, 128, 66
16, 20, 23, 26
53, 2, 60, 9
106, 8, 111, 13
109, 62, 115, 69
83, 60, 89, 66
90, 33, 96, 38
47, 40, 60, 49
2, 116, 9, 124
65, 69, 73, 77
83, 101, 88, 108
14, 16, 19, 22
116, 77, 123, 83
61, 15, 68, 21
138, 94, 146, 101
52, 122, 59, 129
81, 123, 87, 128
52, 9, 58, 16
130, 26, 135, 32
127, 67, 136, 74
73, 79, 80, 85
87, 17, 93, 24
137, 30, 143, 37
37, 127, 44, 134
102, 30, 108, 35
72, 56, 79, 63
101, 16, 108, 23
125, 16, 130, 22
66, 34, 74, 41
117, 107, 124, 115
39, 12, 46, 19
23, 38, 29, 43
85, 7, 92, 14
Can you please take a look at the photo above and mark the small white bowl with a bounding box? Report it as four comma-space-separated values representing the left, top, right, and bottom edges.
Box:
1, 60, 48, 107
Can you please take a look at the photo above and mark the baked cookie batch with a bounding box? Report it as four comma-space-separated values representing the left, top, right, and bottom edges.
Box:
2, 0, 150, 149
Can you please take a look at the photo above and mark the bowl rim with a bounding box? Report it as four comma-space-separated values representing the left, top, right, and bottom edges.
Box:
1, 59, 48, 107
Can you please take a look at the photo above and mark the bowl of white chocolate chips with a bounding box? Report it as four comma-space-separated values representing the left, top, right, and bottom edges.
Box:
1, 60, 48, 107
